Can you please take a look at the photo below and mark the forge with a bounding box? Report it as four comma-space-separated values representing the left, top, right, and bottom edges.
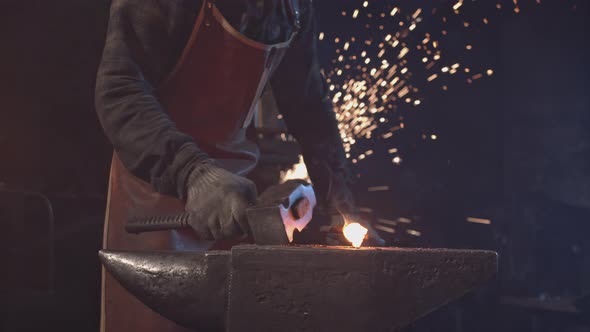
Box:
100, 245, 497, 332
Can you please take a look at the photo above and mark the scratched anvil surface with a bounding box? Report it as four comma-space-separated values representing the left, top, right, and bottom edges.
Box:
101, 245, 498, 332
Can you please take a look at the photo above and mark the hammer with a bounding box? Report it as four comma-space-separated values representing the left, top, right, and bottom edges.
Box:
125, 180, 316, 245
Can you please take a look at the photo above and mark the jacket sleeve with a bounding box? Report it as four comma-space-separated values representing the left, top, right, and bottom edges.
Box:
270, 1, 355, 211
95, 0, 208, 198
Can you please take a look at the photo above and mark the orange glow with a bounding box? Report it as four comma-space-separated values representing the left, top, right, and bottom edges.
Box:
280, 155, 310, 183
343, 222, 368, 248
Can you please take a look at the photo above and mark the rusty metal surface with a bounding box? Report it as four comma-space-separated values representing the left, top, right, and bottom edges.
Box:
228, 245, 497, 332
100, 245, 497, 332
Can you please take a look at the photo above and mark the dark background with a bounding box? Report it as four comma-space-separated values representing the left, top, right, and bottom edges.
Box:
1, 0, 589, 331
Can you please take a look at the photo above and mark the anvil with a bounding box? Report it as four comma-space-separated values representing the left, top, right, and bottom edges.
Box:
100, 245, 497, 332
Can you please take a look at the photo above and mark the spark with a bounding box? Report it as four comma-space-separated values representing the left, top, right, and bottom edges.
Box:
398, 47, 409, 59
397, 217, 412, 224
377, 218, 398, 226
407, 229, 422, 237
321, 0, 526, 183
412, 8, 422, 19
466, 217, 492, 225
375, 225, 396, 234
367, 186, 389, 192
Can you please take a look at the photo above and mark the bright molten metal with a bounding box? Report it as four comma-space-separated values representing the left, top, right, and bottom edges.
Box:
343, 222, 368, 248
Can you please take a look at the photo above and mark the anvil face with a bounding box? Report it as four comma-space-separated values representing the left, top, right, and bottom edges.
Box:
100, 245, 497, 332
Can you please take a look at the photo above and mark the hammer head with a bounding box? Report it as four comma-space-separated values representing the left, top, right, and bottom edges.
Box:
247, 180, 316, 245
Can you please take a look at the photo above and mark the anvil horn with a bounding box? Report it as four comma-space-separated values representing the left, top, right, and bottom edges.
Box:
99, 250, 230, 331
101, 246, 498, 332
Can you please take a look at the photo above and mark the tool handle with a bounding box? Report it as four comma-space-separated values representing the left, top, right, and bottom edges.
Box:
125, 213, 190, 234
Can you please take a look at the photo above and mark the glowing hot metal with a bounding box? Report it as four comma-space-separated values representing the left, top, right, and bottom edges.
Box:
343, 222, 368, 248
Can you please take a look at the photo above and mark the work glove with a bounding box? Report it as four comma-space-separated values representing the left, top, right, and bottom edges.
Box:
184, 160, 257, 240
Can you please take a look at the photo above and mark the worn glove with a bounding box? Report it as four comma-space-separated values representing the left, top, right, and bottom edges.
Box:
184, 160, 257, 240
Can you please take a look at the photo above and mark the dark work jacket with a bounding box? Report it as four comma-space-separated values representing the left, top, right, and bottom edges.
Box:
95, 0, 353, 208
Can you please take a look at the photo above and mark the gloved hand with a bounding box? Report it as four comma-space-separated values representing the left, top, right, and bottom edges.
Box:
184, 160, 257, 240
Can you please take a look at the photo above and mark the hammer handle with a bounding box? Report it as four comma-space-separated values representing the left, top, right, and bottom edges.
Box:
126, 213, 190, 234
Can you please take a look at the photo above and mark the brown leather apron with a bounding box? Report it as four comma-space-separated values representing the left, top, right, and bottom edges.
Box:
100, 1, 294, 331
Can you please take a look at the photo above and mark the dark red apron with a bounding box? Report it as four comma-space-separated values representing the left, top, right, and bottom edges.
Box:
100, 1, 294, 330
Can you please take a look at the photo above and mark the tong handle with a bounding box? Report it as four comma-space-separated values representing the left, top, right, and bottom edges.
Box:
125, 213, 190, 234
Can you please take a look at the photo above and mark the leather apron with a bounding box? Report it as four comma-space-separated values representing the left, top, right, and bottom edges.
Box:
100, 1, 294, 331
